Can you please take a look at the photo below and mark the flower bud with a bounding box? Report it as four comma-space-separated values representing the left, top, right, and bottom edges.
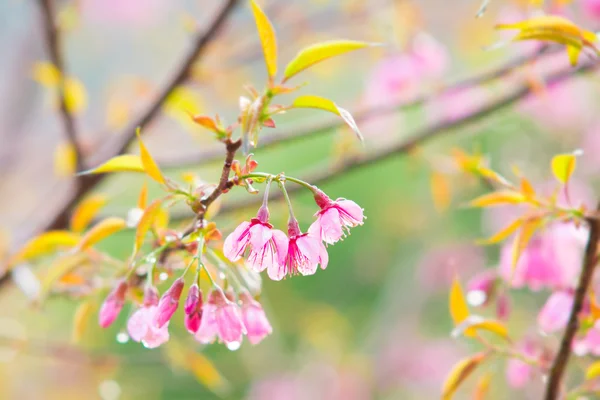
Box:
184, 284, 201, 315
143, 285, 159, 307
240, 292, 272, 345
98, 280, 128, 328
154, 278, 184, 328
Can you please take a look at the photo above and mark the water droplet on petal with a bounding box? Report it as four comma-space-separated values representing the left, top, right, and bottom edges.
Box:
159, 272, 168, 281
219, 272, 226, 280
226, 341, 241, 351
466, 290, 486, 307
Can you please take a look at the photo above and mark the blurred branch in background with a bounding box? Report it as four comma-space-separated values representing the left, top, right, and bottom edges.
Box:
37, 0, 83, 173
1, 0, 240, 288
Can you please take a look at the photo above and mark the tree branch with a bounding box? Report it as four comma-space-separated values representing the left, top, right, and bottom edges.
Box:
544, 202, 600, 400
38, 0, 83, 173
158, 46, 555, 169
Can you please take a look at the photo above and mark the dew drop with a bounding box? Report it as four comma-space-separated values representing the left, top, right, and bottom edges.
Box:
99, 379, 121, 400
159, 272, 169, 281
466, 290, 486, 307
226, 341, 241, 351
219, 272, 226, 280
146, 256, 157, 264
116, 332, 129, 344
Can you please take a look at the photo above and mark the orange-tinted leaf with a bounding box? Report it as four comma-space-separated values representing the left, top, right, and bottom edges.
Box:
133, 199, 163, 256
283, 40, 375, 82
77, 217, 126, 250
430, 171, 451, 212
250, 0, 277, 79
39, 253, 88, 301
469, 191, 526, 207
79, 154, 145, 175
137, 182, 148, 210
520, 177, 536, 198
442, 352, 489, 400
11, 231, 80, 264
450, 276, 475, 337
136, 128, 165, 184
473, 372, 492, 400
191, 114, 219, 132
477, 218, 523, 245
510, 217, 542, 274
70, 194, 108, 233
551, 153, 577, 184
72, 300, 95, 343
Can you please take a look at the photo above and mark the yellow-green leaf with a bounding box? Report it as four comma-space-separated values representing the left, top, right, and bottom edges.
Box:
469, 191, 526, 207
292, 95, 363, 141
450, 276, 475, 337
442, 352, 489, 400
477, 218, 523, 245
510, 217, 542, 274
10, 231, 80, 265
283, 40, 375, 82
77, 217, 126, 250
430, 171, 451, 213
137, 182, 148, 209
72, 300, 95, 343
133, 199, 163, 256
452, 316, 510, 341
53, 142, 77, 177
70, 194, 108, 233
551, 153, 577, 184
136, 128, 165, 184
250, 0, 278, 79
79, 154, 145, 175
586, 360, 600, 380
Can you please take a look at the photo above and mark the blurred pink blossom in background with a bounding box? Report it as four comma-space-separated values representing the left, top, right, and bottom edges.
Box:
80, 0, 168, 26
537, 290, 574, 333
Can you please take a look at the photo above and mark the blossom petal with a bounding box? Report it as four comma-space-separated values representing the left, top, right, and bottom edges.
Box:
223, 221, 252, 261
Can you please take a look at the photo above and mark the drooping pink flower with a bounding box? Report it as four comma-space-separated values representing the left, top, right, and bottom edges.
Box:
184, 284, 203, 334
154, 278, 184, 328
98, 280, 128, 328
269, 219, 328, 281
506, 340, 539, 388
583, 0, 600, 21
538, 290, 574, 333
127, 305, 170, 348
223, 205, 288, 274
309, 189, 364, 245
498, 223, 586, 291
240, 292, 272, 345
195, 289, 246, 345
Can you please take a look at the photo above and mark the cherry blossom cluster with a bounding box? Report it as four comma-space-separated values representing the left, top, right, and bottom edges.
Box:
97, 180, 363, 349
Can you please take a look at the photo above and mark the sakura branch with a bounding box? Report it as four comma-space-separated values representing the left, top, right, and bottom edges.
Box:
37, 0, 83, 173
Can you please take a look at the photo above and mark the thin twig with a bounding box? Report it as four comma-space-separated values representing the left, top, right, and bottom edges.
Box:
158, 46, 555, 169
544, 202, 600, 400
38, 0, 84, 173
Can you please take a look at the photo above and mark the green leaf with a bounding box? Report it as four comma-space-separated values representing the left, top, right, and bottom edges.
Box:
283, 40, 376, 82
292, 95, 363, 141
79, 154, 145, 175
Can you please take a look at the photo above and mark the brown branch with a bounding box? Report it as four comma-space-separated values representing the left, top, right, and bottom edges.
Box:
202, 139, 242, 207
158, 46, 556, 169
0, 0, 239, 287
544, 202, 600, 400
38, 0, 84, 173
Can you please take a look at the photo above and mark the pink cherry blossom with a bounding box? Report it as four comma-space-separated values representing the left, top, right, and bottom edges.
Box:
537, 291, 574, 333
223, 205, 288, 274
364, 53, 420, 109
195, 289, 245, 345
184, 284, 203, 334
409, 32, 449, 79
269, 219, 328, 281
498, 223, 586, 291
80, 0, 167, 27
574, 320, 600, 356
98, 280, 128, 328
127, 305, 170, 349
582, 0, 600, 21
154, 278, 184, 328
240, 292, 272, 345
506, 340, 538, 388
309, 189, 364, 245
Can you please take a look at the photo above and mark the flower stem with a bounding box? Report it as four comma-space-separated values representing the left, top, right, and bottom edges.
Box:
196, 235, 218, 288
278, 180, 296, 220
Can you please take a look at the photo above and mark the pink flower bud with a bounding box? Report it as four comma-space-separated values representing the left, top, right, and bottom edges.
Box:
211, 289, 246, 345
98, 280, 128, 328
154, 278, 184, 328
240, 292, 272, 345
184, 284, 203, 334
496, 292, 511, 321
